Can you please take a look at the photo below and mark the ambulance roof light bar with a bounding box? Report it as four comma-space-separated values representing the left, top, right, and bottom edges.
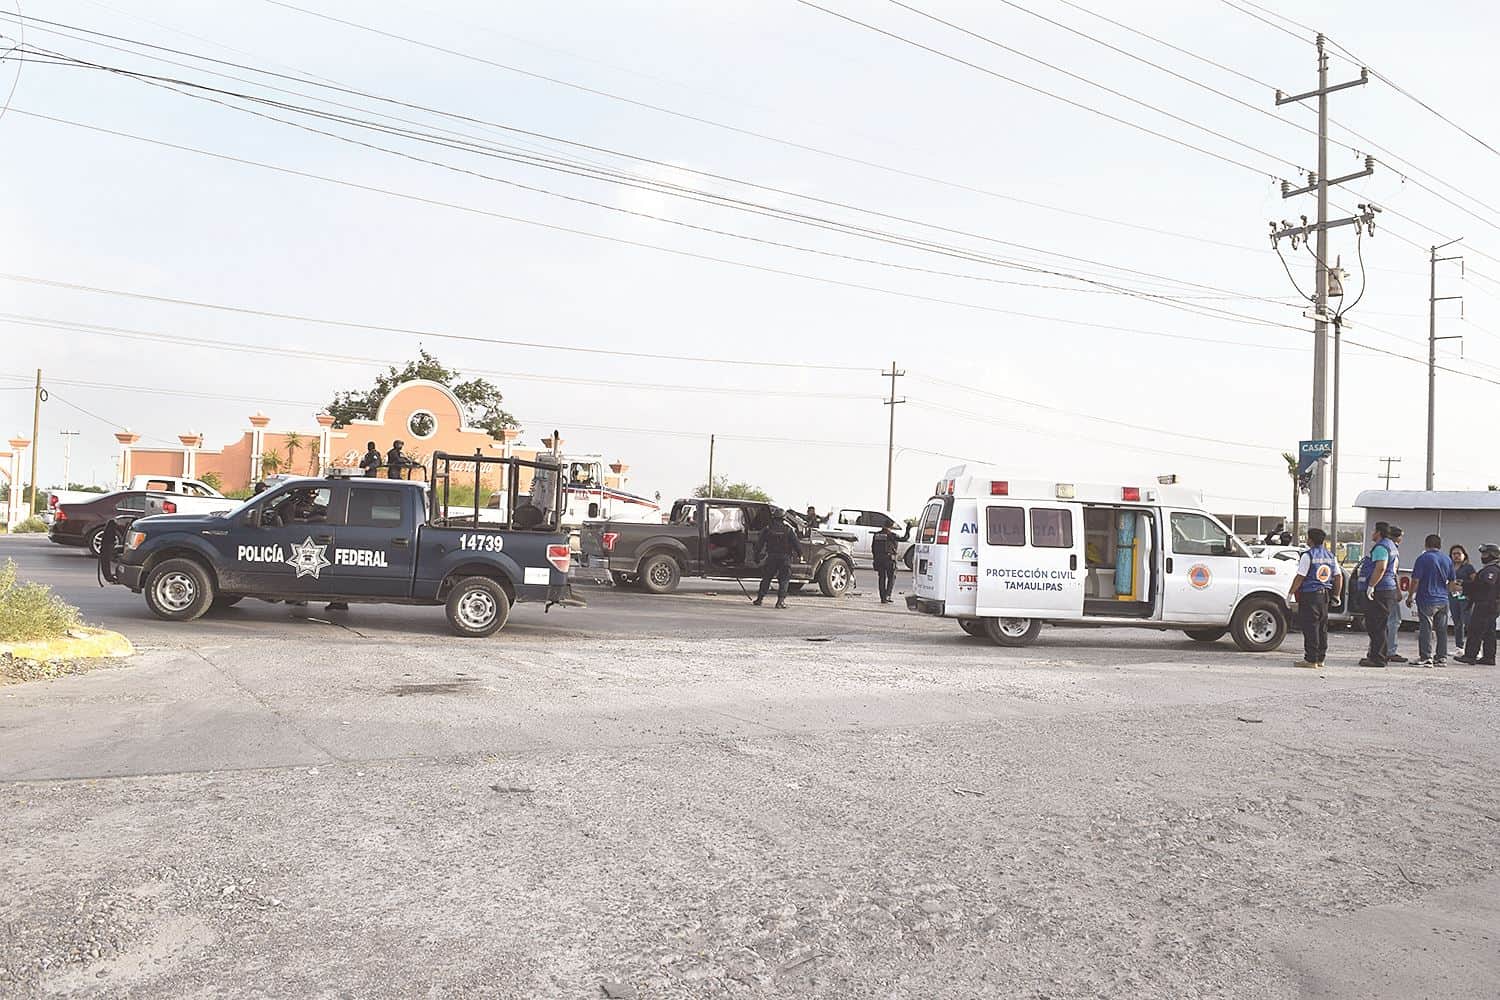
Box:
1122, 486, 1141, 501
990, 480, 1008, 496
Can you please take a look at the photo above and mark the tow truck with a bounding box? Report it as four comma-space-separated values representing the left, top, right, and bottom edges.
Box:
106, 451, 583, 637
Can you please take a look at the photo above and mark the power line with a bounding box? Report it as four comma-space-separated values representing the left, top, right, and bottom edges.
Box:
795, 0, 1294, 181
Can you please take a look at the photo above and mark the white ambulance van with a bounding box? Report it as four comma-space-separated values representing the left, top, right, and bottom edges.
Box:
907, 467, 1295, 652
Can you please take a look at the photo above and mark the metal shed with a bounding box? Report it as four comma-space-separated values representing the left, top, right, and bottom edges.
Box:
1354, 490, 1500, 555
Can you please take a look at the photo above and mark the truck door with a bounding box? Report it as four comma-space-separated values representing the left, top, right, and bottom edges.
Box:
1163, 510, 1242, 622
335, 485, 416, 596
228, 485, 340, 595
978, 503, 1085, 618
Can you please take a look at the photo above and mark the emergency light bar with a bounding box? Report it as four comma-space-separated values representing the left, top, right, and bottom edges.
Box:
990, 481, 1008, 496
1122, 487, 1141, 502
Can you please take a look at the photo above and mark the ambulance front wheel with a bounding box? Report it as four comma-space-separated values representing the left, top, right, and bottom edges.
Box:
982, 616, 1042, 647
1230, 597, 1288, 652
1184, 627, 1227, 643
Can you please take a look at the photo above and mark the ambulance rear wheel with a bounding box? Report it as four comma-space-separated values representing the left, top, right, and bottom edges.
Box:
958, 618, 984, 638
445, 576, 511, 637
1184, 627, 1227, 643
903, 547, 915, 571
1230, 597, 1287, 652
982, 616, 1042, 647
144, 558, 215, 622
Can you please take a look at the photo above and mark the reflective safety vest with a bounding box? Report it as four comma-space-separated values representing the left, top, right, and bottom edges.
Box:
1300, 545, 1339, 592
1372, 540, 1400, 591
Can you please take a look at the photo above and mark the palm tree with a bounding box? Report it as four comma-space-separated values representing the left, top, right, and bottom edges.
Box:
259, 452, 283, 478
284, 431, 304, 470
307, 440, 321, 476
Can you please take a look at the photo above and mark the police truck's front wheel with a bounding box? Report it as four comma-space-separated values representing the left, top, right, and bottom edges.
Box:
1229, 597, 1288, 652
144, 558, 215, 622
445, 577, 511, 637
982, 616, 1042, 647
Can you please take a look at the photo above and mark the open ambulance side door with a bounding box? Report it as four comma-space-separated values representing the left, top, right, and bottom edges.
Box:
977, 502, 1085, 619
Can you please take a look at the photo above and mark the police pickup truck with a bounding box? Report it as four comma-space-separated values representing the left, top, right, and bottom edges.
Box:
112, 455, 581, 637
579, 497, 855, 596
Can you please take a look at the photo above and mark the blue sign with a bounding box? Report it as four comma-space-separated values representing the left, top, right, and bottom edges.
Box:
1298, 439, 1333, 477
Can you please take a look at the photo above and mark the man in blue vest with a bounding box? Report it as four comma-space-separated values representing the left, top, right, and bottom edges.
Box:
1288, 527, 1342, 669
1360, 523, 1402, 668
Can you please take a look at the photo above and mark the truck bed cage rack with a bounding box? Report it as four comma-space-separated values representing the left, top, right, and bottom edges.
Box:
428, 448, 565, 532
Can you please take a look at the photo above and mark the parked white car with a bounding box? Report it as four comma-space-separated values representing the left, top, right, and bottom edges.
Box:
817, 506, 916, 568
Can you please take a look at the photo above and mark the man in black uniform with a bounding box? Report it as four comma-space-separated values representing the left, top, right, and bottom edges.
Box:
872, 523, 900, 604
753, 510, 802, 609
360, 441, 382, 477
1455, 542, 1500, 665
386, 440, 409, 480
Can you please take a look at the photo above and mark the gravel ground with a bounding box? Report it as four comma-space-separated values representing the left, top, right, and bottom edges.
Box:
2, 605, 1499, 997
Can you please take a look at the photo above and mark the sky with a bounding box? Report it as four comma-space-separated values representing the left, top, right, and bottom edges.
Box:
3, 0, 1499, 522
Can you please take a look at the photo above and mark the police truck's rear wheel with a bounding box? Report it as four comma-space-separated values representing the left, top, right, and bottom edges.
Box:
445, 576, 511, 637
144, 558, 215, 622
1184, 627, 1227, 643
982, 616, 1042, 647
1229, 597, 1287, 652
959, 618, 984, 638
639, 554, 681, 595
817, 558, 852, 597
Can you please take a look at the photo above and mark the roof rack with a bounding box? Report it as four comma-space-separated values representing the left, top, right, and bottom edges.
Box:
428, 448, 565, 531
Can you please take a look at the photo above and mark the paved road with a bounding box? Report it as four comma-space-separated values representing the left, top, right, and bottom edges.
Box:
2, 534, 1497, 999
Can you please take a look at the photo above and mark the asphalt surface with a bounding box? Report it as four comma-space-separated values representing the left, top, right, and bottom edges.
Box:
2, 534, 1498, 999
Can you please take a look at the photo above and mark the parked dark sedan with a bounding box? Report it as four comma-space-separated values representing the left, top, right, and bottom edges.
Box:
48, 491, 155, 555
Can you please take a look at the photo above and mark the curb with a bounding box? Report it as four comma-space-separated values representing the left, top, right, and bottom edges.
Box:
0, 627, 134, 661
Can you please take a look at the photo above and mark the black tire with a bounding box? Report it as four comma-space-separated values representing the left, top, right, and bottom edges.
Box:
958, 618, 984, 637
903, 546, 915, 571
87, 526, 105, 557
638, 554, 681, 595
1184, 627, 1227, 643
444, 576, 512, 638
144, 557, 215, 622
1230, 597, 1288, 652
210, 595, 244, 610
982, 616, 1042, 647
816, 557, 853, 597
609, 571, 639, 588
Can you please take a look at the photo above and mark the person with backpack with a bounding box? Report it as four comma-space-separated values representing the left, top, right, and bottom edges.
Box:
1287, 527, 1341, 668
1359, 523, 1402, 668
1455, 543, 1500, 665
1406, 533, 1455, 667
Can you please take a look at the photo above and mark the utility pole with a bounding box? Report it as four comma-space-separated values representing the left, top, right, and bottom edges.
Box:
882, 361, 905, 510
1379, 456, 1402, 490
1269, 35, 1371, 532
28, 369, 41, 514
1427, 240, 1464, 489
706, 434, 715, 498
59, 429, 80, 487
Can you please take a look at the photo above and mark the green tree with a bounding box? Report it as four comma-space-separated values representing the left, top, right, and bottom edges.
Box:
693, 475, 771, 503
259, 452, 283, 477
325, 350, 518, 438
199, 471, 224, 493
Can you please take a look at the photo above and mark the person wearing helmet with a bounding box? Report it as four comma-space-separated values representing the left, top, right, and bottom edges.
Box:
359, 441, 382, 478
752, 509, 802, 609
1455, 543, 1500, 665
